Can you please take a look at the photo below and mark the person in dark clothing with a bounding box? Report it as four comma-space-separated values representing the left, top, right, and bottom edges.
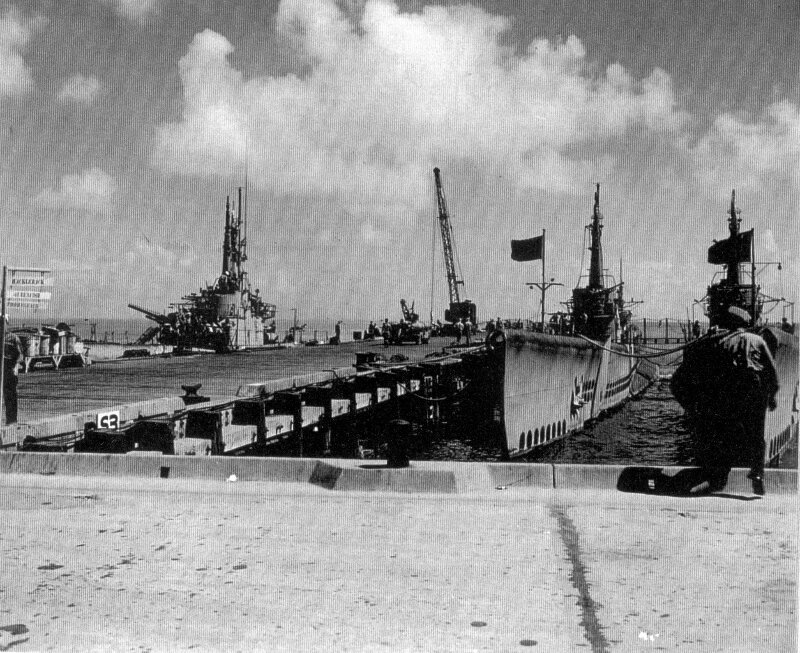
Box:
671, 306, 779, 495
3, 330, 25, 425
691, 320, 701, 340
454, 319, 464, 345
381, 319, 390, 347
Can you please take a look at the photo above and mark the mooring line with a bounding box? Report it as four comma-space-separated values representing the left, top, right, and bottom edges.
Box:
550, 506, 609, 653
574, 332, 718, 360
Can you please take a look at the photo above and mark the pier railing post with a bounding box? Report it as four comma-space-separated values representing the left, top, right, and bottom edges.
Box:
386, 419, 411, 468
273, 391, 304, 457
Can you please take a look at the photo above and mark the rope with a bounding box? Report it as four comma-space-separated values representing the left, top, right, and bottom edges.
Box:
574, 332, 719, 360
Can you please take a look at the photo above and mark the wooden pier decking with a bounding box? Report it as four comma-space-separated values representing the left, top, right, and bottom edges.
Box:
2, 339, 489, 455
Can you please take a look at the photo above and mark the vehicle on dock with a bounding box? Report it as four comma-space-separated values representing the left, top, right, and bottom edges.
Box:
670, 191, 798, 467
495, 184, 655, 458
384, 300, 431, 346
129, 189, 277, 353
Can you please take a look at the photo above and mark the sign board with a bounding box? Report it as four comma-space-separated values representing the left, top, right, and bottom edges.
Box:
97, 410, 121, 430
5, 268, 53, 310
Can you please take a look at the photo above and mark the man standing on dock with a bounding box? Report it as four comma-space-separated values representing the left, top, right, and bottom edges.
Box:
671, 306, 779, 495
2, 325, 25, 425
454, 318, 464, 345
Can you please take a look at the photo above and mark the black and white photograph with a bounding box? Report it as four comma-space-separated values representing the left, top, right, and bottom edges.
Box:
0, 0, 796, 650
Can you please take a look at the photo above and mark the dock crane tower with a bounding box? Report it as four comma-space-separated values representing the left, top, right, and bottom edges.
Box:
433, 167, 477, 329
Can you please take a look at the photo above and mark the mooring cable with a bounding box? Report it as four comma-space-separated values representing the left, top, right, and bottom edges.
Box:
574, 332, 719, 360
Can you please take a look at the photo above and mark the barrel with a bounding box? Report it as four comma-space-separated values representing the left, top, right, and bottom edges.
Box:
24, 336, 37, 358
38, 335, 50, 356
66, 334, 77, 354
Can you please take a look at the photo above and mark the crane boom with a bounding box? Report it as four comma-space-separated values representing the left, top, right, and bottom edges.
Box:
433, 167, 462, 305
432, 167, 477, 327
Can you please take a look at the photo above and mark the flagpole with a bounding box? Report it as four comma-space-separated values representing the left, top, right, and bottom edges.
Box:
541, 228, 546, 332
526, 231, 562, 333
0, 265, 7, 425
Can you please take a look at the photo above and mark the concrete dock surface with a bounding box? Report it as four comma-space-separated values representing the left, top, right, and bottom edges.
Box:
0, 459, 795, 652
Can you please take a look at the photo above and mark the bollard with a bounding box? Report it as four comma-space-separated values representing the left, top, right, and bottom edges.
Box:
386, 419, 411, 468
181, 384, 209, 405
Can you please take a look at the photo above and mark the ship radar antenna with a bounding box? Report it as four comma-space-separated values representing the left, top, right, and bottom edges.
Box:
243, 135, 249, 264
588, 182, 604, 289
728, 189, 741, 235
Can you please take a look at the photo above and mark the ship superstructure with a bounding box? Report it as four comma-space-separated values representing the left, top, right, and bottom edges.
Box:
499, 185, 652, 458
675, 191, 798, 465
130, 189, 276, 353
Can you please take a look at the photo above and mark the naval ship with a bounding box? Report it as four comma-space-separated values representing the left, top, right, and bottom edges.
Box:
672, 191, 798, 466
129, 189, 277, 353
497, 185, 654, 458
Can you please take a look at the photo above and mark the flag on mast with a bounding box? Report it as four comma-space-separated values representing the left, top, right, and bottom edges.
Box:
511, 235, 544, 262
707, 229, 753, 264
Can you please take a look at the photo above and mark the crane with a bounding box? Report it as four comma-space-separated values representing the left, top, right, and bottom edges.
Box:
433, 167, 476, 328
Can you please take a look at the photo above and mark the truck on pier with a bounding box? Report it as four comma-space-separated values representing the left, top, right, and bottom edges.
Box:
384, 300, 431, 346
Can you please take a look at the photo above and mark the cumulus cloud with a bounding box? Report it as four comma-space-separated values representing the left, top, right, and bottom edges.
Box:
57, 74, 102, 103
34, 168, 117, 213
152, 0, 687, 213
0, 6, 46, 97
689, 100, 800, 192
125, 238, 197, 270
99, 0, 159, 22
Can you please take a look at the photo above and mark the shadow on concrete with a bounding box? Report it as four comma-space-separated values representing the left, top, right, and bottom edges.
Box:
710, 493, 762, 502
616, 467, 759, 500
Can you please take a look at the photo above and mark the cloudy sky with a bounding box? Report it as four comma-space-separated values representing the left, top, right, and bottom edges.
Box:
1, 0, 798, 328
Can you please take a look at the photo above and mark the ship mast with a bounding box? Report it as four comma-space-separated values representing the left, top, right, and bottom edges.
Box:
235, 186, 244, 287
222, 196, 233, 278
705, 189, 760, 327
725, 189, 742, 286
588, 183, 604, 289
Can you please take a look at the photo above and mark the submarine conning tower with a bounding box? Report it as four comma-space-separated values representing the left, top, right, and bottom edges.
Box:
570, 184, 616, 340
705, 190, 760, 328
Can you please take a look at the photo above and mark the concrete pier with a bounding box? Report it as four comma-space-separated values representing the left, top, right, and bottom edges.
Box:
0, 456, 794, 652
